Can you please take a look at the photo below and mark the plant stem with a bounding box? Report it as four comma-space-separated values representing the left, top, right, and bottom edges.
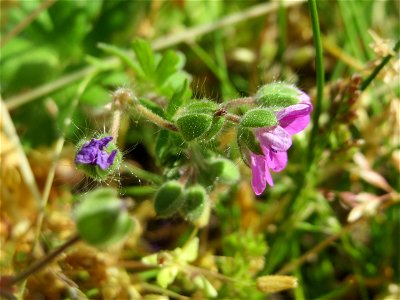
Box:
111, 109, 122, 141
360, 40, 400, 91
110, 88, 133, 141
221, 96, 256, 110
9, 235, 81, 286
131, 97, 178, 132
306, 0, 324, 166
32, 73, 96, 256
214, 108, 241, 123
122, 162, 163, 185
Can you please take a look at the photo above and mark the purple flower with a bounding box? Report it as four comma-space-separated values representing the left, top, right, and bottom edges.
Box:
250, 93, 313, 195
75, 136, 118, 170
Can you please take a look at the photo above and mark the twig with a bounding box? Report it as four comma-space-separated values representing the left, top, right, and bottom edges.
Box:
4, 0, 306, 110
130, 97, 178, 132
140, 282, 189, 300
360, 40, 400, 91
0, 0, 56, 47
221, 97, 255, 110
0, 99, 42, 205
5, 66, 101, 110
9, 235, 81, 286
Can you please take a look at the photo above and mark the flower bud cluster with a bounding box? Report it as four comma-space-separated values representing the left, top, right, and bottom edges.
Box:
174, 100, 224, 142
237, 82, 313, 195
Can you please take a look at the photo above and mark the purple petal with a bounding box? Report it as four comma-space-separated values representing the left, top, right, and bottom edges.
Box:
96, 151, 113, 170
75, 136, 117, 170
276, 102, 313, 135
264, 147, 288, 172
107, 150, 118, 165
98, 136, 113, 148
250, 153, 273, 195
298, 91, 311, 103
75, 146, 97, 164
256, 126, 292, 152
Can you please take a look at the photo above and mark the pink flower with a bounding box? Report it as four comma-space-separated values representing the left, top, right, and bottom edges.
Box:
250, 93, 313, 195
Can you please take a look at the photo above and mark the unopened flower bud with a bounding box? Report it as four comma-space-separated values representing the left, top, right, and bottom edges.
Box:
208, 158, 240, 184
154, 181, 185, 217
75, 188, 134, 247
176, 113, 213, 141
256, 82, 308, 108
180, 185, 207, 221
240, 108, 278, 129
75, 135, 122, 181
256, 275, 298, 293
175, 100, 225, 141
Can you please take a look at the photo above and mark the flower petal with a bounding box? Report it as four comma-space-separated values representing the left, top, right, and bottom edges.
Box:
251, 153, 273, 195
97, 136, 113, 149
75, 145, 97, 165
299, 91, 311, 103
263, 147, 288, 172
256, 126, 292, 152
276, 102, 313, 135
107, 150, 118, 165
96, 151, 113, 170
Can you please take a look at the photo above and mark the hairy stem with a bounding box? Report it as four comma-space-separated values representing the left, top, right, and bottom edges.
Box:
221, 96, 256, 110
131, 97, 178, 131
214, 108, 241, 123
9, 235, 81, 286
110, 88, 133, 141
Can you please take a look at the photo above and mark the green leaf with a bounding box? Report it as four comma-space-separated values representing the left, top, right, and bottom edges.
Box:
157, 266, 179, 288
81, 85, 110, 106
181, 237, 199, 262
132, 38, 155, 78
193, 275, 218, 298
166, 79, 190, 118
155, 50, 180, 85
98, 42, 142, 75
155, 130, 185, 166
